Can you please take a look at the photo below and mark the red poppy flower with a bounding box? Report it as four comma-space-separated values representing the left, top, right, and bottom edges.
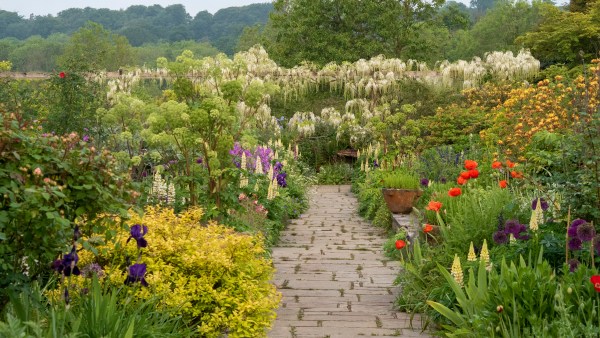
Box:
59, 72, 66, 78
590, 275, 600, 292
468, 169, 479, 179
506, 160, 516, 168
426, 201, 442, 212
510, 171, 523, 179
395, 239, 406, 250
464, 160, 478, 170
499, 180, 508, 188
457, 176, 467, 185
492, 161, 502, 169
423, 224, 434, 233
460, 171, 471, 180
448, 187, 462, 197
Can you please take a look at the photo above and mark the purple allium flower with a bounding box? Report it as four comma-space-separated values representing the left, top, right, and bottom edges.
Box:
82, 135, 90, 142
124, 263, 148, 287
493, 230, 508, 244
568, 258, 580, 273
440, 177, 447, 184
568, 225, 579, 238
420, 178, 429, 187
571, 219, 587, 228
504, 219, 521, 236
81, 263, 105, 278
577, 222, 596, 242
531, 198, 549, 211
568, 237, 582, 251
127, 224, 148, 248
196, 157, 203, 164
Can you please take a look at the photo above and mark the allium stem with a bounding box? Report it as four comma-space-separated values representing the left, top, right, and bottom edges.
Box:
566, 206, 571, 264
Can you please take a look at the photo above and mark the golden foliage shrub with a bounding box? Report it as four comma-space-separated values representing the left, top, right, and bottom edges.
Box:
54, 206, 281, 337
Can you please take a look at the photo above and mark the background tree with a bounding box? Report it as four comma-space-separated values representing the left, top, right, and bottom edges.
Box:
58, 22, 134, 72
516, 2, 600, 65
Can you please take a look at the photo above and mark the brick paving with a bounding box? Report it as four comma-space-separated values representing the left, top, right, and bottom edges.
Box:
269, 185, 431, 338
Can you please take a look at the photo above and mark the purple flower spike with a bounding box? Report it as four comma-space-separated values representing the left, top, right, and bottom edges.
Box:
128, 224, 148, 248
125, 263, 148, 287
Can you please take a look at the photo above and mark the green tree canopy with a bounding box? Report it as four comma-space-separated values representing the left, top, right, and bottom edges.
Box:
266, 0, 443, 67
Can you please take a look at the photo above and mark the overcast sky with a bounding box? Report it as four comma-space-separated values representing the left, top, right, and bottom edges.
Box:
1, 0, 270, 17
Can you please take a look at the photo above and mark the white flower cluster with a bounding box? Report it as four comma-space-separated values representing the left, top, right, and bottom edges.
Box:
288, 111, 320, 137
149, 171, 176, 205
106, 71, 141, 103
320, 107, 342, 127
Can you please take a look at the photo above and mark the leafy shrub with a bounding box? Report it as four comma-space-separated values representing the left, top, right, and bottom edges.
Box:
316, 162, 354, 184
381, 170, 420, 189
0, 112, 134, 306
63, 206, 280, 337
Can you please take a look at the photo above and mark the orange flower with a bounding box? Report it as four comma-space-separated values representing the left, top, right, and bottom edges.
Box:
506, 160, 516, 168
457, 176, 467, 185
499, 180, 508, 188
492, 161, 502, 169
426, 201, 442, 212
510, 171, 523, 179
460, 171, 471, 180
423, 224, 434, 233
464, 160, 478, 170
395, 239, 406, 250
468, 169, 479, 179
448, 187, 462, 197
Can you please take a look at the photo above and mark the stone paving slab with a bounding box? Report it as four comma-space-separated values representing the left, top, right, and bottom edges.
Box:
269, 185, 430, 338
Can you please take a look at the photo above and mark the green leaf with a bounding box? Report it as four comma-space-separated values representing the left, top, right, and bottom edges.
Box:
427, 300, 465, 327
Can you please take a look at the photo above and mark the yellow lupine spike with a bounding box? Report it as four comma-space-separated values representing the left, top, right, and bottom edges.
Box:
467, 242, 477, 262
451, 254, 464, 287
480, 239, 490, 263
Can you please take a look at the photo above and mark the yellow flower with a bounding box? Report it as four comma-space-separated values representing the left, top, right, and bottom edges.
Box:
480, 239, 490, 264
467, 242, 477, 262
451, 254, 464, 287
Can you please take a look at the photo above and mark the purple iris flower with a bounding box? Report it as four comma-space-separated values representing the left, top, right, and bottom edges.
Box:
52, 246, 81, 277
124, 263, 148, 287
127, 224, 148, 248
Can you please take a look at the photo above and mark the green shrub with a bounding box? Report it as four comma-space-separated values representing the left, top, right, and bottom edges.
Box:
316, 163, 354, 184
0, 112, 135, 307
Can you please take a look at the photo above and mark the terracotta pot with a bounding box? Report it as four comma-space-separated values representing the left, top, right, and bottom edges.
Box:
381, 188, 422, 214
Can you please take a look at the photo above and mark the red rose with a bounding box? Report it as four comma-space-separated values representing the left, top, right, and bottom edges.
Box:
59, 72, 66, 78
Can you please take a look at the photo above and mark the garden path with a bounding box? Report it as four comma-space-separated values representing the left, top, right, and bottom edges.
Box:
269, 185, 430, 338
